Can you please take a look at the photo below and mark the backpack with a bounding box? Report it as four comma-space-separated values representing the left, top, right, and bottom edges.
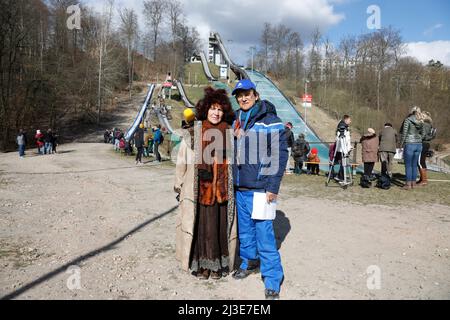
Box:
160, 133, 165, 144
376, 174, 391, 190
360, 175, 371, 188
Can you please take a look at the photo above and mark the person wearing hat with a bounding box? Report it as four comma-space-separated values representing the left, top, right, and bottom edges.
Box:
231, 78, 288, 300
307, 147, 321, 175
134, 123, 145, 165
360, 128, 379, 187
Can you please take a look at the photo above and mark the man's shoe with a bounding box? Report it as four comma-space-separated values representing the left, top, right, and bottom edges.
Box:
265, 289, 280, 300
232, 267, 260, 280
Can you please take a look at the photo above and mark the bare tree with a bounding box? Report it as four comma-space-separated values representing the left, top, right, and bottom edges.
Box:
289, 31, 303, 86
144, 0, 165, 62
308, 27, 322, 82
167, 0, 183, 77
119, 7, 139, 99
323, 37, 335, 106
260, 22, 272, 73
369, 27, 403, 111
97, 0, 119, 125
272, 24, 290, 77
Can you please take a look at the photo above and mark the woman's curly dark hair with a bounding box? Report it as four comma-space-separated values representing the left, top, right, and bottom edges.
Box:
195, 87, 235, 124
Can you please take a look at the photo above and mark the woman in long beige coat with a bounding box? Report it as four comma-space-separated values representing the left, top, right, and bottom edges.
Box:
174, 87, 238, 280
360, 128, 379, 179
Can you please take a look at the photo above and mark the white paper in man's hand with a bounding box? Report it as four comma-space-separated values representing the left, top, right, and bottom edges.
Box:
251, 192, 277, 220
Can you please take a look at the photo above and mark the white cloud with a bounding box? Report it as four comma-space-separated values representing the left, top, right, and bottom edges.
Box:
406, 41, 450, 66
84, 0, 345, 64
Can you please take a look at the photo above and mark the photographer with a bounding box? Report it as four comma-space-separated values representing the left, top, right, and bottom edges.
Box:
334, 115, 352, 181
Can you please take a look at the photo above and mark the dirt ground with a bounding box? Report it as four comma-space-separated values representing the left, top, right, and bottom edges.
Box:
1, 90, 449, 300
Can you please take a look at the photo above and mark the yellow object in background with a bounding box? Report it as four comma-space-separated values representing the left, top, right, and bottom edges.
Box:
183, 108, 195, 123
139, 123, 145, 129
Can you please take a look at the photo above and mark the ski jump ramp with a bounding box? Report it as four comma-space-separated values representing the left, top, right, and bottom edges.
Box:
209, 32, 249, 80
125, 84, 156, 141
198, 52, 217, 81
174, 80, 196, 109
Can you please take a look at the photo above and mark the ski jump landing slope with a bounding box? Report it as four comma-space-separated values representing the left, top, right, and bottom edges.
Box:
246, 70, 330, 165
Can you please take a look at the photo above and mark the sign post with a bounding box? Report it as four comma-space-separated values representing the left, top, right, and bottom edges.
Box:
302, 93, 312, 133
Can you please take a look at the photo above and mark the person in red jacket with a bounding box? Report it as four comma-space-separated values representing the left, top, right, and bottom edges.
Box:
35, 130, 44, 155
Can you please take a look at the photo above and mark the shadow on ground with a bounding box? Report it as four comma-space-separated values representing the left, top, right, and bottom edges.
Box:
0, 205, 178, 300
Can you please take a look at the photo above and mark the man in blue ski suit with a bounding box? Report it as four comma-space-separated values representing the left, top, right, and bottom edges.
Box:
231, 79, 288, 300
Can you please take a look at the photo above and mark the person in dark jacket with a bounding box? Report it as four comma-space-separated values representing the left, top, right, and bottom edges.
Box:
134, 124, 145, 165
51, 131, 58, 154
360, 128, 379, 186
400, 106, 424, 190
44, 129, 54, 155
291, 133, 310, 175
378, 123, 398, 178
230, 79, 288, 300
285, 122, 295, 173
125, 137, 134, 156
104, 130, 111, 144
417, 111, 435, 186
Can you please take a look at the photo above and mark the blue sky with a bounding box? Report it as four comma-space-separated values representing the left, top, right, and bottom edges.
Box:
84, 0, 450, 65
327, 0, 450, 43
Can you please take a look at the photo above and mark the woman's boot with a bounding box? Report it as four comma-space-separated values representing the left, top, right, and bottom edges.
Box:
402, 181, 412, 190
416, 169, 428, 186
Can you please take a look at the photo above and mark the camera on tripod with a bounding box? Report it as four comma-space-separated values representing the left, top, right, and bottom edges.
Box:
337, 122, 347, 138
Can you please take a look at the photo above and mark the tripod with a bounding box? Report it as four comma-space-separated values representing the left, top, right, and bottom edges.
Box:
326, 135, 353, 189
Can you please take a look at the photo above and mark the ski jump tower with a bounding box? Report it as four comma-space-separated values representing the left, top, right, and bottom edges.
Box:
208, 32, 248, 80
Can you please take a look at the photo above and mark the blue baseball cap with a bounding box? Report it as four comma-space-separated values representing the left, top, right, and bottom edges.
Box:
232, 79, 257, 96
